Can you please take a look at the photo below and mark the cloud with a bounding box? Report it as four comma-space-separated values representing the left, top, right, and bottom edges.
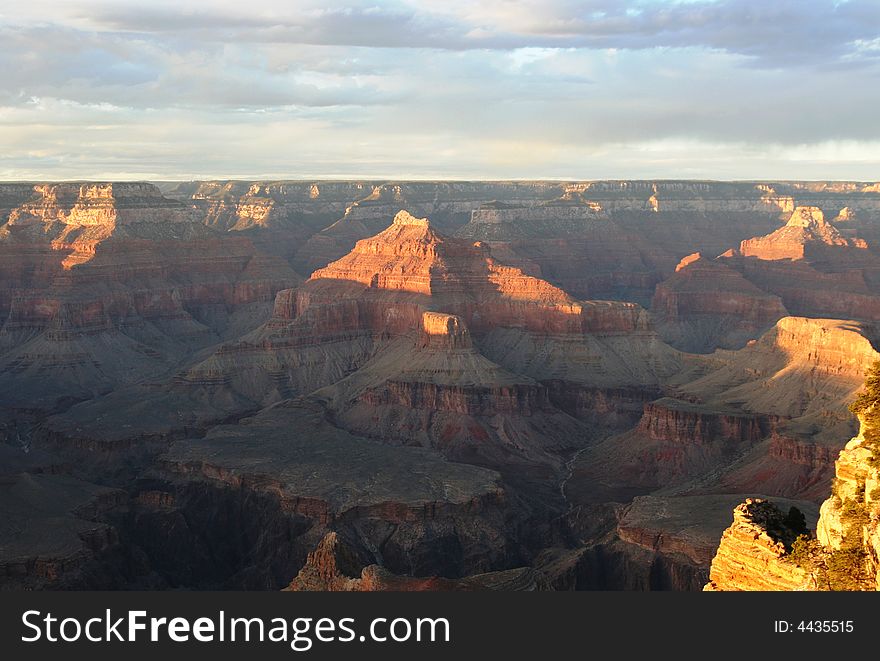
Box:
0, 25, 403, 111
19, 0, 873, 67
1, 1, 879, 179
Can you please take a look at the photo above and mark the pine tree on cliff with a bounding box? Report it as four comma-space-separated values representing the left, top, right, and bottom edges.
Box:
783, 506, 808, 538
850, 360, 880, 461
851, 360, 880, 414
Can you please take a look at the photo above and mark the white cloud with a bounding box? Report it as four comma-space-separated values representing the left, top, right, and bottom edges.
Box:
1, 1, 879, 179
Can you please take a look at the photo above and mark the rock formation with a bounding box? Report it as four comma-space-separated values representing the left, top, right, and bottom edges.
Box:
568, 316, 880, 506
703, 499, 813, 591
288, 182, 565, 275
676, 317, 877, 429
739, 206, 867, 261
454, 182, 841, 305
5, 179, 880, 591
705, 410, 880, 590
286, 532, 540, 591
650, 204, 880, 351
651, 252, 788, 352
158, 400, 522, 581
44, 209, 677, 464
314, 312, 591, 466
0, 182, 298, 412
814, 411, 880, 590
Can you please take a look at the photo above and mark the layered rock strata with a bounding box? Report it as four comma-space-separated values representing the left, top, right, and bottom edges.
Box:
705, 414, 880, 590
0, 182, 298, 412
703, 499, 812, 591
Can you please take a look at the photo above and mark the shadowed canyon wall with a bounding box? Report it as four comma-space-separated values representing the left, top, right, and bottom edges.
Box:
3, 179, 880, 590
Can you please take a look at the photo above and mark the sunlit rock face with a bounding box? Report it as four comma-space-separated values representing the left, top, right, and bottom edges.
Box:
704, 499, 813, 592
0, 182, 298, 410
4, 179, 880, 591
651, 200, 880, 352
739, 206, 867, 261
705, 413, 880, 592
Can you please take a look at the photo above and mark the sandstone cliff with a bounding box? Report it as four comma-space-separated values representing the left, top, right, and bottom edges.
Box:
650, 204, 880, 352
50, 210, 677, 460
651, 252, 788, 352
568, 316, 878, 503
6, 179, 880, 592
676, 316, 877, 435
703, 499, 812, 591
814, 411, 880, 590
313, 311, 592, 467
705, 412, 880, 590
0, 182, 298, 412
739, 206, 867, 261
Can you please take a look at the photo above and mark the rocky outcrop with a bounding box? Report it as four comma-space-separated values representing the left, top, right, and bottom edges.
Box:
286, 532, 539, 591
649, 202, 880, 348
719, 209, 880, 322
314, 311, 590, 466
569, 399, 772, 494
290, 182, 567, 274
550, 494, 816, 591
739, 207, 867, 261
815, 414, 880, 590
278, 215, 676, 467
419, 312, 471, 350
705, 413, 880, 591
4, 183, 196, 269
678, 317, 879, 493
55, 210, 676, 460
616, 495, 758, 572
568, 316, 879, 501
307, 210, 599, 335
704, 499, 812, 591
676, 316, 879, 427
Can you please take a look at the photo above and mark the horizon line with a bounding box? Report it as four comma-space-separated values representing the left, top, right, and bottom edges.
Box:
1, 177, 879, 184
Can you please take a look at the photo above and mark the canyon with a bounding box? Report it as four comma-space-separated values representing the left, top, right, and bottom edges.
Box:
2, 179, 880, 590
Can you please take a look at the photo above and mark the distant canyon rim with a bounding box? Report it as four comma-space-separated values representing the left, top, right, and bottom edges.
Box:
2, 178, 880, 591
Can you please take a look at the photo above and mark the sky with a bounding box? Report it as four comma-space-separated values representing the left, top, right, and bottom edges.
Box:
1, 0, 879, 181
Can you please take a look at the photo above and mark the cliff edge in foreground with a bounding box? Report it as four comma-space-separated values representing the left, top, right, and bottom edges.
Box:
705, 368, 880, 590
